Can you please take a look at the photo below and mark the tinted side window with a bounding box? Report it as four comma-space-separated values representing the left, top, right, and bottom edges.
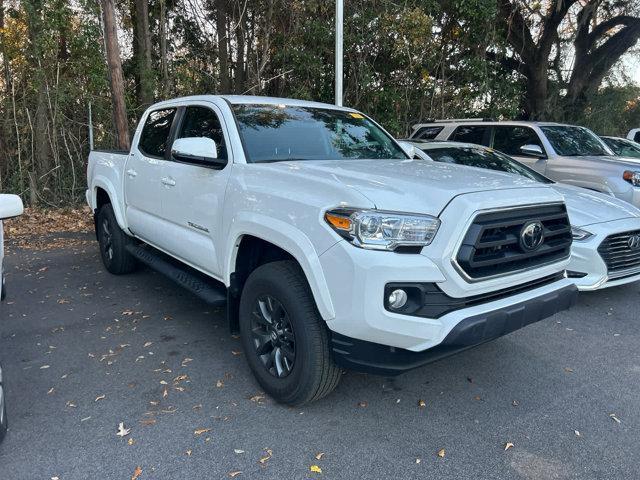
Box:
493, 126, 544, 156
634, 131, 640, 143
139, 108, 176, 158
413, 126, 444, 140
178, 106, 228, 159
451, 126, 490, 145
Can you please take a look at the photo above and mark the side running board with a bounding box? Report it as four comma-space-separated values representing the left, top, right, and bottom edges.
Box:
125, 245, 227, 307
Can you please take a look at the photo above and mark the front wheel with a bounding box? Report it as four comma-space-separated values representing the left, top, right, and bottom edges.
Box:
239, 260, 341, 405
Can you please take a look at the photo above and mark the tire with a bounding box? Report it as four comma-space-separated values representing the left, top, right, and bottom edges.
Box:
239, 260, 341, 405
96, 204, 137, 275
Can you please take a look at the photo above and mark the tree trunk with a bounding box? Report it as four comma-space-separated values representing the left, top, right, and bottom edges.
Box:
524, 62, 548, 120
216, 0, 230, 93
159, 0, 169, 98
135, 0, 154, 108
100, 0, 130, 150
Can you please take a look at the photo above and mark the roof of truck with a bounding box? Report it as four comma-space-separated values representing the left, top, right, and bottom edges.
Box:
154, 95, 356, 111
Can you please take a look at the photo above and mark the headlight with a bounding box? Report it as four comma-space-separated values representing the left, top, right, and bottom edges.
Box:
324, 208, 440, 251
571, 226, 593, 241
623, 170, 640, 186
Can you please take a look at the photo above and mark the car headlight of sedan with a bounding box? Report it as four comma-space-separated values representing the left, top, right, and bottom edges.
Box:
324, 208, 440, 251
571, 226, 593, 241
623, 170, 640, 187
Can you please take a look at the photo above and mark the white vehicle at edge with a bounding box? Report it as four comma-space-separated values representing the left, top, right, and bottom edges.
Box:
405, 140, 640, 291
86, 95, 577, 405
0, 193, 24, 443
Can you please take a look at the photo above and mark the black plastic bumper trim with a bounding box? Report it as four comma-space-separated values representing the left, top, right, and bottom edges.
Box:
331, 282, 578, 376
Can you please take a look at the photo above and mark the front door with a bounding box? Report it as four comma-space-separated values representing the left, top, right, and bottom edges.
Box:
492, 125, 548, 173
124, 107, 177, 242
158, 102, 233, 278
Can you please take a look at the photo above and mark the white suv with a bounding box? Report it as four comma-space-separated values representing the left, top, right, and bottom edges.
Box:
411, 120, 640, 208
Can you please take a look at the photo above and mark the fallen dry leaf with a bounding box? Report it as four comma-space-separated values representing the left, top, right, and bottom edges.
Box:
140, 418, 156, 426
228, 472, 242, 478
259, 449, 273, 464
47, 387, 55, 395
564, 367, 574, 373
194, 428, 211, 436
437, 448, 446, 458
415, 458, 421, 464
95, 394, 106, 402
234, 449, 245, 454
574, 430, 581, 437
357, 401, 368, 408
310, 465, 322, 473
504, 442, 514, 451
128, 438, 135, 446
216, 380, 224, 388
512, 400, 519, 407
131, 466, 142, 480
186, 449, 192, 456
418, 399, 426, 408
162, 386, 168, 399
610, 413, 621, 424
143, 341, 153, 348
117, 422, 131, 437
40, 365, 50, 369
250, 394, 265, 403
315, 452, 325, 460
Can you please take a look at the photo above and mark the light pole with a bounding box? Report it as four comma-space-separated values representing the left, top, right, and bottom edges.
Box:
335, 0, 343, 106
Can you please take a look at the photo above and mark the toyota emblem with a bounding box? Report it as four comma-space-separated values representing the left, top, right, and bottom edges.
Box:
520, 221, 545, 252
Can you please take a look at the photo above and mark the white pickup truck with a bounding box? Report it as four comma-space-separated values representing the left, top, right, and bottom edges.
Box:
86, 95, 578, 404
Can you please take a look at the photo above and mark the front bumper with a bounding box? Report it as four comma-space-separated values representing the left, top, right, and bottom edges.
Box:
569, 217, 640, 290
330, 282, 578, 376
320, 238, 575, 352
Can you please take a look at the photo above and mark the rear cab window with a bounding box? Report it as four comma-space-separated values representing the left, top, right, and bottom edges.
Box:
138, 108, 177, 158
450, 125, 490, 146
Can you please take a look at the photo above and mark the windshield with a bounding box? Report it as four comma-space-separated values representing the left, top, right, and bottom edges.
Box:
601, 137, 640, 158
541, 125, 611, 156
232, 104, 407, 163
422, 146, 553, 184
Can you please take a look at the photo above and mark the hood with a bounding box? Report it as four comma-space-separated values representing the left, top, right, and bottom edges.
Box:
273, 159, 548, 215
552, 183, 640, 227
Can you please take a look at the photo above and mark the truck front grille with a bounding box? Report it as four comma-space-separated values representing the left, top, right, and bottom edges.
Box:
455, 204, 572, 280
598, 230, 640, 279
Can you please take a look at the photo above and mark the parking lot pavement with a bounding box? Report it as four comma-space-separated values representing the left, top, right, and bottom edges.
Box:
0, 233, 639, 480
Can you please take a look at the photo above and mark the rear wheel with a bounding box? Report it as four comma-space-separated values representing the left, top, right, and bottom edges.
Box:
239, 260, 341, 405
97, 204, 137, 275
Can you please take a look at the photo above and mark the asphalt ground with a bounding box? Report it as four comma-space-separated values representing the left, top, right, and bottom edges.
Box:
0, 231, 638, 479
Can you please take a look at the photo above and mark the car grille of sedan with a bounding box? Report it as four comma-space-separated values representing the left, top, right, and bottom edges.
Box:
598, 230, 640, 279
455, 203, 572, 280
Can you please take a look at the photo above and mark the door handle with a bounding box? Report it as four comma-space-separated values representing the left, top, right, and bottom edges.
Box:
126, 169, 137, 178
161, 177, 176, 187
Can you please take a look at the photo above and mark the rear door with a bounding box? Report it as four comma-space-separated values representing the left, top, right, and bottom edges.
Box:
491, 125, 548, 173
157, 102, 233, 278
124, 107, 177, 241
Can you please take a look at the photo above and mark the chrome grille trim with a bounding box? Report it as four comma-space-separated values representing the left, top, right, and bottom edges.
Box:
598, 230, 640, 276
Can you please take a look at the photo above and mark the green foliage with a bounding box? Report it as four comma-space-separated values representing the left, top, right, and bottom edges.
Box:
0, 0, 636, 205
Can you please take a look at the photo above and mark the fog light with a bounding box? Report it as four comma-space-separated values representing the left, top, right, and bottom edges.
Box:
388, 289, 408, 309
